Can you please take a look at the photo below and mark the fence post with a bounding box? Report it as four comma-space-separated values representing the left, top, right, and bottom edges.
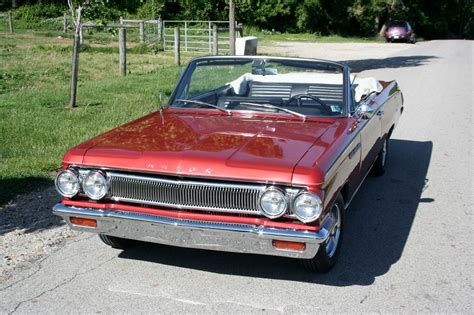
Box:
208, 21, 212, 52
79, 24, 84, 44
139, 21, 145, 44
229, 0, 236, 55
174, 27, 180, 66
212, 25, 218, 55
184, 21, 188, 52
63, 13, 67, 33
120, 16, 123, 25
8, 11, 13, 33
119, 27, 127, 76
158, 17, 162, 44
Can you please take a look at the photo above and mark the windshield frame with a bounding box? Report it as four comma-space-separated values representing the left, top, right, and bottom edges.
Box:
167, 56, 351, 118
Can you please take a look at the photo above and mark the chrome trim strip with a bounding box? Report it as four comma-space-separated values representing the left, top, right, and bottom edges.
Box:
108, 171, 265, 190
53, 204, 331, 259
344, 164, 374, 210
348, 143, 361, 159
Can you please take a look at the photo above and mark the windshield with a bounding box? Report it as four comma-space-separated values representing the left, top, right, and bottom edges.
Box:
389, 21, 407, 29
169, 57, 346, 118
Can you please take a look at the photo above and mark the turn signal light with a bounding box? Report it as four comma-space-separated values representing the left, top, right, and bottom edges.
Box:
272, 240, 306, 252
70, 217, 97, 227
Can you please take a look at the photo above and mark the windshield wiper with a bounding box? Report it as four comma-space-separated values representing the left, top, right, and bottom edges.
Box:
174, 99, 232, 116
239, 102, 306, 121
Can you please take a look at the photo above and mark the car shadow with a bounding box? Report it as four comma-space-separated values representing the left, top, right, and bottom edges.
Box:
118, 139, 433, 286
340, 55, 437, 72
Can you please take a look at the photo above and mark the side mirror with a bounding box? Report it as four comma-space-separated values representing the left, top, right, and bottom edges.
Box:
356, 103, 377, 119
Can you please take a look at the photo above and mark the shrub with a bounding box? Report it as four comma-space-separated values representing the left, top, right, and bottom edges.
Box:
136, 0, 165, 19
14, 3, 66, 24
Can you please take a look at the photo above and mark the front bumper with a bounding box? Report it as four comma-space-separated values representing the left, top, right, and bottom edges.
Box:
387, 35, 407, 40
53, 204, 332, 259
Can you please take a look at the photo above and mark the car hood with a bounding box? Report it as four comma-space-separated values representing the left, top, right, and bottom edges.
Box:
66, 111, 338, 184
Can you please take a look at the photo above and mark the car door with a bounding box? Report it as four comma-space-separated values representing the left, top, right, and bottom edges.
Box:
374, 81, 401, 139
356, 99, 383, 176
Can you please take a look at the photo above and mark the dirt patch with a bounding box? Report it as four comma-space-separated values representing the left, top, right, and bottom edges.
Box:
0, 186, 78, 283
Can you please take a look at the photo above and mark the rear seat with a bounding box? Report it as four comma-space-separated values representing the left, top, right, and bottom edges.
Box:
307, 84, 343, 103
248, 82, 292, 99
249, 81, 343, 104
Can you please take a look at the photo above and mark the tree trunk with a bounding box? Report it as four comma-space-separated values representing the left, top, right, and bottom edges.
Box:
11, 0, 20, 8
68, 8, 82, 108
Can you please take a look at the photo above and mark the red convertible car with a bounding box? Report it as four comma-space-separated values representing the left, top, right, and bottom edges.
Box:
53, 56, 403, 272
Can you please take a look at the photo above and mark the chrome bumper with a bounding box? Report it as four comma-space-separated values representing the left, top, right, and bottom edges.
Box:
53, 204, 331, 259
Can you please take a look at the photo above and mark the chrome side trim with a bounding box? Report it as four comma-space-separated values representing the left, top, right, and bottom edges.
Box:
53, 204, 332, 259
344, 163, 374, 210
348, 143, 361, 159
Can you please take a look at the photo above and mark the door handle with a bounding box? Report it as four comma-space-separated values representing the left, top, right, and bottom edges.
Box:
377, 111, 384, 116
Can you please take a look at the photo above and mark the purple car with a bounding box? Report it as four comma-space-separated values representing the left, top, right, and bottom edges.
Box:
385, 21, 416, 44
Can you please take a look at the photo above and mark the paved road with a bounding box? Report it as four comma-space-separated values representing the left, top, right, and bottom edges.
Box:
1, 40, 472, 313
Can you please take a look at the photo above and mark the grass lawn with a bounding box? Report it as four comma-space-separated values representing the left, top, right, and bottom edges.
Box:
0, 30, 188, 206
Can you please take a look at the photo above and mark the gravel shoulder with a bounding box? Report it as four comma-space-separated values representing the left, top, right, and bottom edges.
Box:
0, 187, 78, 283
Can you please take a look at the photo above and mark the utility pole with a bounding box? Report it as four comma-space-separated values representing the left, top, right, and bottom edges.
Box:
229, 0, 235, 55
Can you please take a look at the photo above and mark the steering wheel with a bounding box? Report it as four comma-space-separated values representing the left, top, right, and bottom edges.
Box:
285, 94, 333, 114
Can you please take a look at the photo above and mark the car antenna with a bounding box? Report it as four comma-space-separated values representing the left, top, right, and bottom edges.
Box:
159, 93, 163, 113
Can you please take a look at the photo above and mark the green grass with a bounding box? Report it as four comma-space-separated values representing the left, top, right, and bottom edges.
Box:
0, 30, 188, 206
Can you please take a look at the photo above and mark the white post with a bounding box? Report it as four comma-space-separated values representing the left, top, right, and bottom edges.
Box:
184, 21, 188, 52
208, 21, 212, 52
229, 0, 236, 55
174, 27, 181, 66
212, 25, 218, 55
139, 21, 145, 43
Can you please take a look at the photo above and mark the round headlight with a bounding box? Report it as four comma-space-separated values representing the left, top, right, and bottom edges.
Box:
83, 171, 109, 200
293, 192, 323, 223
55, 169, 80, 198
259, 187, 287, 218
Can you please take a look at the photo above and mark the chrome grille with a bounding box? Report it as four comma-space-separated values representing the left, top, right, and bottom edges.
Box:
108, 172, 265, 215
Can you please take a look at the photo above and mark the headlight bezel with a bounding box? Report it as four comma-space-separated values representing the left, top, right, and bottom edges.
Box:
55, 168, 81, 198
258, 186, 289, 219
82, 170, 110, 200
292, 191, 323, 223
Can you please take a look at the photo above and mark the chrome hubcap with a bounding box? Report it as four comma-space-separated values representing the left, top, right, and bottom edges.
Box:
325, 204, 341, 258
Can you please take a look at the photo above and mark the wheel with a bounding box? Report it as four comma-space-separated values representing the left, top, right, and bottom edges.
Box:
371, 137, 389, 176
99, 234, 135, 249
302, 194, 344, 273
411, 36, 416, 44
